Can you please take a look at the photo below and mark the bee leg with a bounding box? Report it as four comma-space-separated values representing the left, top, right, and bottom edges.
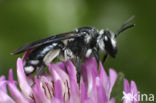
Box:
73, 56, 81, 83
92, 49, 100, 71
37, 64, 46, 78
102, 54, 108, 64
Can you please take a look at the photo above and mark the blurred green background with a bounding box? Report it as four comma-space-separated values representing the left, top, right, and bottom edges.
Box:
0, 0, 155, 101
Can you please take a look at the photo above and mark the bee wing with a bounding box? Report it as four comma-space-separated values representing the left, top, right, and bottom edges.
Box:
12, 31, 82, 54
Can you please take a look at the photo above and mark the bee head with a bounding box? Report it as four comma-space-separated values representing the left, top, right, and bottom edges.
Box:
103, 30, 117, 57
98, 30, 117, 57
98, 16, 135, 58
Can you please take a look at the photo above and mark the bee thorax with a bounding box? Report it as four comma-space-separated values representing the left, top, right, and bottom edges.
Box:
99, 29, 104, 35
85, 34, 91, 43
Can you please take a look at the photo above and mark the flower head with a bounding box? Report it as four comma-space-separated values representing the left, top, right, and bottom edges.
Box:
0, 57, 138, 103
122, 79, 138, 103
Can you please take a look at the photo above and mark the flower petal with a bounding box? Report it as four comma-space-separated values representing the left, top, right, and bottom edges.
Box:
56, 62, 66, 72
131, 81, 138, 103
39, 74, 54, 99
0, 76, 7, 93
84, 57, 98, 77
108, 98, 116, 103
66, 60, 77, 83
8, 69, 17, 85
8, 82, 29, 103
0, 90, 15, 103
51, 98, 63, 103
16, 58, 32, 98
32, 76, 50, 103
49, 64, 70, 101
49, 64, 69, 82
80, 82, 87, 103
81, 64, 88, 85
0, 76, 5, 82
97, 85, 108, 103
39, 75, 53, 99
99, 62, 109, 91
108, 69, 117, 97
66, 60, 80, 103
124, 79, 130, 93
85, 63, 97, 103
8, 68, 30, 103
54, 80, 63, 101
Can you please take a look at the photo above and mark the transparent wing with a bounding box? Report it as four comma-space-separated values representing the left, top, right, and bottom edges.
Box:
12, 31, 81, 54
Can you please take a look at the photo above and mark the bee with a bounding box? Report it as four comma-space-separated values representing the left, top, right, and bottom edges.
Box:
12, 16, 135, 76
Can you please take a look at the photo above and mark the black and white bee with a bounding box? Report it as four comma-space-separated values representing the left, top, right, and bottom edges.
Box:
12, 16, 135, 76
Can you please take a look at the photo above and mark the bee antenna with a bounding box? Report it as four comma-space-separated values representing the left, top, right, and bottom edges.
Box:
115, 16, 135, 38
